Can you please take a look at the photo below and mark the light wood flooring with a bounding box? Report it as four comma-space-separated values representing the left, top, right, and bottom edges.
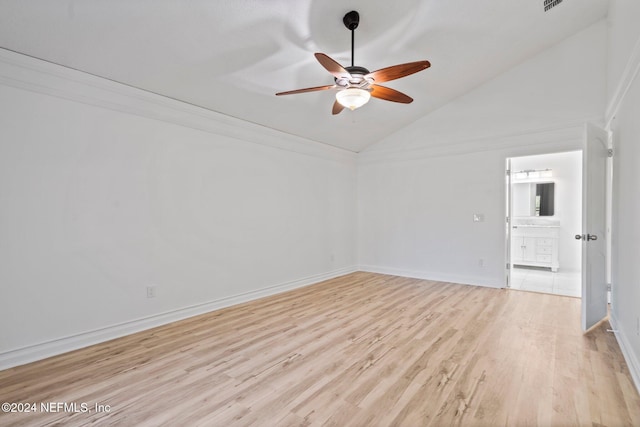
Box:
1, 272, 639, 426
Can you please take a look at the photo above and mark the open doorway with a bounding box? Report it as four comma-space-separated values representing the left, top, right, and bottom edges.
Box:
506, 151, 582, 297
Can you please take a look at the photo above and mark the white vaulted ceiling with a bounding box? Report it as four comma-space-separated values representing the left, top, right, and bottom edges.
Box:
0, 0, 608, 152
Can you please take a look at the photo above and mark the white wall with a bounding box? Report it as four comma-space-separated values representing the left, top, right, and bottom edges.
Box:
0, 50, 357, 368
358, 21, 606, 287
358, 150, 508, 286
510, 152, 582, 272
364, 21, 607, 157
606, 0, 640, 111
607, 0, 640, 393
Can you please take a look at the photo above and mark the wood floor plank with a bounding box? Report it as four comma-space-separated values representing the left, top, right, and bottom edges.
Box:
1, 272, 639, 426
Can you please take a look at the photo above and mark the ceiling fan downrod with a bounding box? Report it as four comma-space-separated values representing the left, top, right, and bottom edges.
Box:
343, 10, 360, 67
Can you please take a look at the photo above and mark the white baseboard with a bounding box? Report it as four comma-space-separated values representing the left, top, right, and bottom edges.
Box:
0, 266, 356, 371
609, 313, 640, 396
358, 265, 503, 289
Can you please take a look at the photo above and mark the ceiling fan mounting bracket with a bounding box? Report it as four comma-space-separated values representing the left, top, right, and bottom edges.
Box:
343, 10, 360, 31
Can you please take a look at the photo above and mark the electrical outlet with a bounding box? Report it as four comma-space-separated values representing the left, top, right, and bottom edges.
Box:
146, 286, 156, 298
479, 258, 485, 267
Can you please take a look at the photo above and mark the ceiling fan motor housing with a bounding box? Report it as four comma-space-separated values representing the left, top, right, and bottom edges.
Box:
335, 65, 373, 88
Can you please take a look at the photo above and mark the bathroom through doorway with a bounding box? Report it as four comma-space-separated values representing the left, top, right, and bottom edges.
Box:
506, 151, 582, 297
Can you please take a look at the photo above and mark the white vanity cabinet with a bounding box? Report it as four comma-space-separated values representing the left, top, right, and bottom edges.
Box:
511, 225, 559, 271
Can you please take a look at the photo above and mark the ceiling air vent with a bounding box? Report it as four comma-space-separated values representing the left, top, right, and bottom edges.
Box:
544, 0, 563, 12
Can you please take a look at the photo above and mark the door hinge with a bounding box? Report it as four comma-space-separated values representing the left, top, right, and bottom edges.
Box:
607, 283, 612, 292
506, 216, 510, 223
506, 263, 510, 269
506, 169, 511, 176
608, 149, 614, 158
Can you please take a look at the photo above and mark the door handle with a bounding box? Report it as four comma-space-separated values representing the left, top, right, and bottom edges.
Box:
575, 234, 598, 241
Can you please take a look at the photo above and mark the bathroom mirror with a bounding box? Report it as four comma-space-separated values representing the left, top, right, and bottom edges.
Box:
513, 182, 555, 217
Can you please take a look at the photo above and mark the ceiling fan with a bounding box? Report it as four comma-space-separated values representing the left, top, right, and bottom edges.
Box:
276, 10, 431, 115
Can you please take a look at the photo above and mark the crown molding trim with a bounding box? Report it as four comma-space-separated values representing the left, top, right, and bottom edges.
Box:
0, 48, 356, 164
357, 118, 600, 165
605, 34, 640, 129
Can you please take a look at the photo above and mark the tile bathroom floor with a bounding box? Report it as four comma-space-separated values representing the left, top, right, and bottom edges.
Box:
509, 267, 581, 298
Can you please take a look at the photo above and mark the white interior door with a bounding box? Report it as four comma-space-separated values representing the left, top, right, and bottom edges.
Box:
580, 123, 609, 331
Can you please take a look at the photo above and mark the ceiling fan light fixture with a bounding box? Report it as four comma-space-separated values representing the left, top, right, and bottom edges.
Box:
336, 88, 370, 110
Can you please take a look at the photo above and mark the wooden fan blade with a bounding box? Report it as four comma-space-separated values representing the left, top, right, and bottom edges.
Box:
370, 85, 413, 104
332, 100, 345, 115
366, 60, 430, 83
276, 85, 335, 96
315, 53, 351, 80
